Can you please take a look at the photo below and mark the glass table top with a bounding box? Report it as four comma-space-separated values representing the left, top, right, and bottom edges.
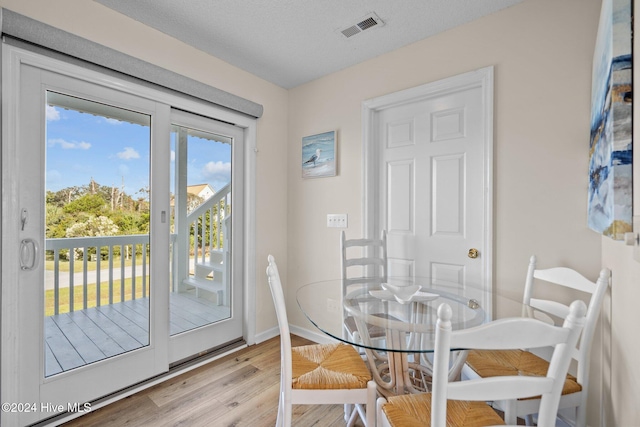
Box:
296, 277, 540, 353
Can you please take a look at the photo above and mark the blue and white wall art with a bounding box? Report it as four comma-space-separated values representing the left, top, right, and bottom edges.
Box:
588, 0, 633, 240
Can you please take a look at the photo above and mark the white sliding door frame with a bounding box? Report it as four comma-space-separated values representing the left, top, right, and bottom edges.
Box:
1, 44, 257, 427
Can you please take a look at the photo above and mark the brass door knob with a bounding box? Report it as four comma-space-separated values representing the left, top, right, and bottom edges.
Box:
468, 248, 479, 259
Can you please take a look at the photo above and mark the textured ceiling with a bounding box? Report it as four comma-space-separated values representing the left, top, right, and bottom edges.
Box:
94, 0, 523, 89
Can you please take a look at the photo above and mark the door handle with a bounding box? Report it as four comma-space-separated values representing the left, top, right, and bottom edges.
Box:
21, 208, 28, 231
468, 248, 479, 259
20, 238, 39, 271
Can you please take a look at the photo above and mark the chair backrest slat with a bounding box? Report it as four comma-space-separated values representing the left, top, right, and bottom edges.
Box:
450, 317, 571, 350
448, 376, 554, 401
533, 268, 597, 294
529, 298, 571, 319
341, 230, 388, 287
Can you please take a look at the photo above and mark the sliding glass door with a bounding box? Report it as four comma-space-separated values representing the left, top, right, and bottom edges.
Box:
168, 110, 244, 364
2, 46, 245, 426
8, 63, 168, 426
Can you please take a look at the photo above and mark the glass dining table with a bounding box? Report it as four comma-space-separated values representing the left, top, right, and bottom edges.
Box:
296, 277, 543, 397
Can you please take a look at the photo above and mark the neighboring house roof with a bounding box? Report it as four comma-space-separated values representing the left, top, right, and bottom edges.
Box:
170, 183, 215, 207
187, 183, 214, 198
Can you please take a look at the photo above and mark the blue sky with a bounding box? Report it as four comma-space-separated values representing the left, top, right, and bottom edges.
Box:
172, 132, 232, 195
46, 104, 232, 200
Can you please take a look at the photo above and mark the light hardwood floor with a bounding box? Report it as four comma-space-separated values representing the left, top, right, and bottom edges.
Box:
61, 335, 365, 427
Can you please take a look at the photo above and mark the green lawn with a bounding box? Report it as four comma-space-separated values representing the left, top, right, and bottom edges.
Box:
45, 278, 150, 316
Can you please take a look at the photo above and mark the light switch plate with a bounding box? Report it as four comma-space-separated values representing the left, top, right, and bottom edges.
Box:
327, 213, 348, 228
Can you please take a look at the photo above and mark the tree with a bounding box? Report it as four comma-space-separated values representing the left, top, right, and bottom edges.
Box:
63, 193, 107, 216
66, 215, 119, 260
66, 215, 119, 238
48, 186, 81, 207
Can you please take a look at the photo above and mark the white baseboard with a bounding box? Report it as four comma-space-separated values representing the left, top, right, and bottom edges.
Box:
289, 324, 338, 344
255, 324, 339, 346
254, 326, 280, 344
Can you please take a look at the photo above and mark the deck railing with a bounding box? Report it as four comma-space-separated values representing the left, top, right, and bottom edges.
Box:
46, 235, 151, 315
45, 184, 230, 315
187, 183, 231, 263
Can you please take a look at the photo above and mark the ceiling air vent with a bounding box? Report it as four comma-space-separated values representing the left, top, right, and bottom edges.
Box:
340, 12, 385, 38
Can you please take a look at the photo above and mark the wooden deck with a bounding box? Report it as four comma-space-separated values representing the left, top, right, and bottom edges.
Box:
45, 291, 231, 377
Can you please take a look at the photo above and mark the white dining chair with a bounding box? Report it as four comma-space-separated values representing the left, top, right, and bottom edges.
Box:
462, 255, 610, 426
341, 230, 437, 395
340, 230, 403, 395
266, 255, 377, 427
340, 230, 392, 345
341, 229, 388, 286
376, 299, 587, 427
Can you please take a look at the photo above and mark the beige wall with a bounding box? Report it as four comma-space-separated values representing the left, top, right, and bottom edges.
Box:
3, 0, 639, 425
288, 0, 603, 310
287, 0, 604, 312
287, 0, 640, 425
0, 0, 288, 337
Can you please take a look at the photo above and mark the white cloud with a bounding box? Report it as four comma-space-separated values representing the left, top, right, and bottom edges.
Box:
117, 147, 140, 160
46, 106, 60, 121
48, 138, 91, 150
202, 161, 231, 181
104, 118, 122, 125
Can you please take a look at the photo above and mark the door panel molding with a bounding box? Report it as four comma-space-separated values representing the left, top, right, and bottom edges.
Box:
386, 159, 414, 234
432, 153, 465, 236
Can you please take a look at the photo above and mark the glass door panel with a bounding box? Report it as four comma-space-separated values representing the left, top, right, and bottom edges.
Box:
169, 123, 233, 336
44, 91, 151, 376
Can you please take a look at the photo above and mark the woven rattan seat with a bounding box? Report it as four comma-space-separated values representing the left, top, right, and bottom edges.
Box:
466, 349, 581, 399
292, 343, 372, 390
382, 392, 505, 427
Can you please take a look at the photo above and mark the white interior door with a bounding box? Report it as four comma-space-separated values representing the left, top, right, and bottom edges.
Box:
364, 68, 493, 309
